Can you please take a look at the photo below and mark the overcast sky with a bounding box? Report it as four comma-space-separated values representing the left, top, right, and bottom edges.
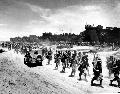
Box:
0, 0, 120, 41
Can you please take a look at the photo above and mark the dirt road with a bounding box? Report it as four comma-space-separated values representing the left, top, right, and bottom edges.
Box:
0, 50, 120, 94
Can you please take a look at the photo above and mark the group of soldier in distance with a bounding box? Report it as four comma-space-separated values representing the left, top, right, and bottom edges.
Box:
1, 42, 120, 88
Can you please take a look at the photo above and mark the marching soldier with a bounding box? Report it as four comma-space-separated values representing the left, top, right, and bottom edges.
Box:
77, 52, 82, 64
67, 50, 72, 68
106, 56, 115, 78
70, 50, 77, 67
91, 57, 103, 87
109, 58, 120, 88
61, 51, 67, 73
70, 52, 78, 77
78, 53, 89, 81
46, 49, 52, 65
54, 50, 61, 69
66, 50, 70, 68
42, 47, 47, 59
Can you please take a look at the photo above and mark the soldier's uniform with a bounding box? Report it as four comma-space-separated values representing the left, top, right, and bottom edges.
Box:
61, 52, 67, 73
68, 50, 72, 67
54, 51, 61, 69
70, 58, 78, 77
91, 58, 103, 87
70, 51, 77, 67
77, 52, 82, 64
66, 51, 70, 68
106, 56, 115, 78
109, 59, 120, 87
78, 55, 89, 81
46, 50, 52, 65
42, 47, 47, 59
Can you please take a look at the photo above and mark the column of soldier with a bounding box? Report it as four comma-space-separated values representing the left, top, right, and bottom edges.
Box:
5, 43, 120, 88
46, 49, 120, 88
6, 42, 32, 55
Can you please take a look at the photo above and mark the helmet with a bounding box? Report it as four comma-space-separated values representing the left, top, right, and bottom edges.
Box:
26, 51, 30, 55
97, 58, 101, 61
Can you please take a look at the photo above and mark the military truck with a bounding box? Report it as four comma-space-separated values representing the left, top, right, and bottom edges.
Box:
24, 48, 43, 67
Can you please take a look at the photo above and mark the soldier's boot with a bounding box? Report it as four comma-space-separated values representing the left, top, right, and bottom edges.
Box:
63, 67, 65, 72
108, 72, 111, 79
109, 80, 113, 86
73, 72, 76, 77
79, 77, 81, 80
70, 71, 73, 76
71, 71, 75, 77
61, 67, 65, 73
99, 79, 104, 88
84, 73, 88, 82
79, 72, 82, 80
48, 59, 51, 65
91, 79, 94, 86
55, 64, 58, 69
117, 78, 120, 88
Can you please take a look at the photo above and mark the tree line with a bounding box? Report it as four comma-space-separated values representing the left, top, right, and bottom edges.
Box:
10, 32, 82, 45
81, 25, 120, 46
10, 25, 120, 46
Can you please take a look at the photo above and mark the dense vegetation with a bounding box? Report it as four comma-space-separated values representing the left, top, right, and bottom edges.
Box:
10, 25, 120, 46
82, 25, 120, 46
10, 32, 82, 45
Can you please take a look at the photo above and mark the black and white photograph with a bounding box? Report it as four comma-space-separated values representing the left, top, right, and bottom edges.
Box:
0, 0, 120, 94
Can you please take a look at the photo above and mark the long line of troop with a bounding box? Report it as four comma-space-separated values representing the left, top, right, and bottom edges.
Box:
4, 42, 120, 88
32, 49, 120, 88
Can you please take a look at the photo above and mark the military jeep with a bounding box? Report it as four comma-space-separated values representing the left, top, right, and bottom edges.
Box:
24, 49, 43, 67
